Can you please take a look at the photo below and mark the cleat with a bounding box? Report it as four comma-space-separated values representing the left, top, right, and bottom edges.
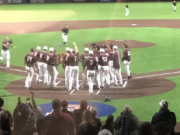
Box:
53, 81, 61, 87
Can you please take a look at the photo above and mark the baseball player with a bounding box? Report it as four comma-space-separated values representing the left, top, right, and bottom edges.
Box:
108, 44, 114, 83
63, 48, 73, 90
60, 24, 69, 46
122, 44, 132, 81
112, 46, 123, 86
93, 49, 101, 89
84, 50, 98, 95
24, 48, 39, 90
0, 37, 15, 69
46, 47, 59, 89
53, 49, 60, 86
79, 48, 90, 89
172, 0, 177, 13
71, 42, 80, 91
33, 46, 41, 83
125, 3, 129, 17
38, 46, 49, 84
99, 48, 110, 88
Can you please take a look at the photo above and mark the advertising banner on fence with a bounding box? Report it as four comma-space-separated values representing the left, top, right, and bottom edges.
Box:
8, 0, 22, 3
100, 0, 115, 2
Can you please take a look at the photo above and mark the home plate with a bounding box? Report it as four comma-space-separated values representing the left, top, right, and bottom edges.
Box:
131, 24, 137, 26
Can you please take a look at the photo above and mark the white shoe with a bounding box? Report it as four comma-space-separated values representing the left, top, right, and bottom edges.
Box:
53, 81, 61, 87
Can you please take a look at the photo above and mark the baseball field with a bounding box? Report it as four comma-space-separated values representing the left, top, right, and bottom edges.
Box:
1, 2, 180, 131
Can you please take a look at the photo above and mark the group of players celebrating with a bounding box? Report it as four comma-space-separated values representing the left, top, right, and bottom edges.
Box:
24, 42, 132, 94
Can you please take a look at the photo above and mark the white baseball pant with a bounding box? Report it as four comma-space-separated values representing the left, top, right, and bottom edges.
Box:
87, 70, 95, 93
99, 66, 110, 87
47, 65, 56, 88
0, 50, 10, 68
62, 33, 68, 42
25, 66, 34, 88
108, 60, 114, 82
173, 5, 176, 11
113, 68, 123, 85
125, 8, 129, 16
65, 66, 72, 90
81, 68, 87, 89
124, 60, 131, 76
33, 63, 40, 82
71, 66, 79, 90
38, 62, 49, 84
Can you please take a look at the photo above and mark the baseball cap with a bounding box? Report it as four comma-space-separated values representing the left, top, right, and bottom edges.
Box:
89, 50, 93, 55
159, 100, 168, 108
84, 48, 89, 52
69, 48, 73, 53
0, 98, 4, 107
66, 47, 70, 51
37, 46, 41, 50
100, 48, 105, 53
113, 45, 118, 49
43, 46, 48, 50
62, 100, 68, 108
49, 47, 54, 52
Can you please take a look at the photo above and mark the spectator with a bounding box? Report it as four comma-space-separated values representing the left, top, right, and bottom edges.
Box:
0, 98, 13, 135
61, 100, 76, 122
114, 105, 140, 135
153, 121, 171, 135
138, 122, 153, 135
74, 100, 88, 134
13, 97, 38, 135
151, 100, 176, 135
99, 114, 114, 135
42, 99, 76, 135
78, 110, 97, 135
90, 107, 102, 133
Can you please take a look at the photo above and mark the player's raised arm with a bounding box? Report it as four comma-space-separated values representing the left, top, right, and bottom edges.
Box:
73, 42, 79, 52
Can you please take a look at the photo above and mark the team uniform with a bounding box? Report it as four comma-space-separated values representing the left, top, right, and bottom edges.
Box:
46, 53, 57, 89
61, 27, 69, 46
122, 49, 132, 81
93, 53, 101, 89
125, 4, 129, 17
172, 1, 177, 13
112, 50, 123, 86
24, 54, 38, 89
80, 53, 89, 89
99, 53, 110, 87
107, 49, 114, 83
33, 50, 41, 82
71, 52, 80, 91
0, 41, 10, 68
84, 56, 98, 93
38, 51, 49, 84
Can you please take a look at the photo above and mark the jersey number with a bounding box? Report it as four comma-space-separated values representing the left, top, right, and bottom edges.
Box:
95, 57, 98, 62
34, 52, 37, 56
46, 56, 50, 61
90, 60, 93, 65
74, 56, 77, 61
27, 56, 32, 62
102, 57, 107, 62
128, 51, 131, 56
40, 53, 43, 58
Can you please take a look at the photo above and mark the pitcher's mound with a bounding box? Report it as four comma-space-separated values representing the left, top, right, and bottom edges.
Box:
84, 40, 156, 48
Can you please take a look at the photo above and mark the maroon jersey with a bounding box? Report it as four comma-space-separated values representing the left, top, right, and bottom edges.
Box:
24, 54, 37, 67
93, 54, 100, 65
108, 50, 114, 60
66, 54, 74, 66
122, 49, 131, 62
46, 54, 56, 66
85, 56, 98, 70
99, 54, 109, 66
2, 41, 9, 51
112, 51, 121, 69
72, 52, 79, 66
80, 53, 89, 67
39, 52, 47, 63
34, 51, 40, 61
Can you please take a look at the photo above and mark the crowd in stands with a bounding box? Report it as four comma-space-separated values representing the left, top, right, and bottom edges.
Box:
0, 93, 177, 135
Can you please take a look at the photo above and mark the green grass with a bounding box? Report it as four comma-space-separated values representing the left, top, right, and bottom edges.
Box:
2, 72, 180, 122
0, 2, 179, 22
1, 27, 180, 74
